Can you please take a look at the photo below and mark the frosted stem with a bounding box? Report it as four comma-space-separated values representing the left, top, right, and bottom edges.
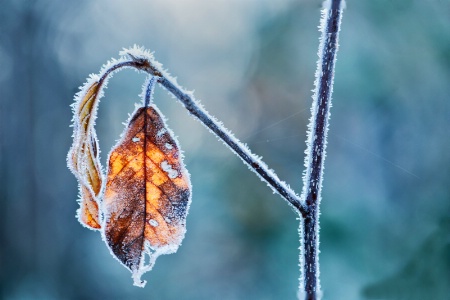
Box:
158, 76, 308, 217
98, 61, 138, 83
144, 76, 158, 107
300, 0, 344, 299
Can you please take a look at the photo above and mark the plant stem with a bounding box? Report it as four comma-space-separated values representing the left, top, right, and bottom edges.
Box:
98, 61, 140, 84
301, 0, 343, 299
158, 76, 308, 218
144, 76, 158, 107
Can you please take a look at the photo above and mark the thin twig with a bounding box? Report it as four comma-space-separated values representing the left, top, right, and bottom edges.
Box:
300, 0, 344, 299
158, 76, 308, 218
143, 76, 158, 107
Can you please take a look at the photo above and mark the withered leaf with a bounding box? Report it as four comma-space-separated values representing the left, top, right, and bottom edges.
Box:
67, 79, 103, 229
103, 104, 191, 287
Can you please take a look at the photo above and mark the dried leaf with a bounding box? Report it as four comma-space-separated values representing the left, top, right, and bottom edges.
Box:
67, 79, 103, 229
103, 105, 191, 287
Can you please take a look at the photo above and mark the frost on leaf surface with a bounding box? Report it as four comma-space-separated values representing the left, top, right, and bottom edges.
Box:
102, 104, 191, 287
67, 78, 103, 230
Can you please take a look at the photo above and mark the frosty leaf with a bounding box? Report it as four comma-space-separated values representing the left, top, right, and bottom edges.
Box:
68, 79, 103, 229
102, 104, 191, 287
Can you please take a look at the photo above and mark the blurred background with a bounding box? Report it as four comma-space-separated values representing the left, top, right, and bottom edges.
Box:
1, 0, 449, 299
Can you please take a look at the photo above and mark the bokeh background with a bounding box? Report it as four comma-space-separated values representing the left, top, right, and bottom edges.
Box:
1, 0, 449, 299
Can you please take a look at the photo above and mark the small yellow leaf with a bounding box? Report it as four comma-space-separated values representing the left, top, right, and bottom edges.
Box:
68, 79, 103, 230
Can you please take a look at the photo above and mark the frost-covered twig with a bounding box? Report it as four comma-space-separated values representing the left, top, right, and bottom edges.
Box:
158, 76, 308, 217
299, 0, 344, 299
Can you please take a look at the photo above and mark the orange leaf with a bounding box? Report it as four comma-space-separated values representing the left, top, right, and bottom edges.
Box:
103, 105, 191, 287
67, 79, 103, 229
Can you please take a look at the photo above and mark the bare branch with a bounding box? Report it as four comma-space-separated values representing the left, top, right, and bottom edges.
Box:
300, 0, 344, 299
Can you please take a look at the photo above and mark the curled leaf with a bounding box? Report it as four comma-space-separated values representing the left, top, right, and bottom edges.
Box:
102, 104, 191, 287
67, 78, 103, 229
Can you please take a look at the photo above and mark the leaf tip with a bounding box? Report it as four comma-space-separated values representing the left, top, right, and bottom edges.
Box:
132, 274, 147, 288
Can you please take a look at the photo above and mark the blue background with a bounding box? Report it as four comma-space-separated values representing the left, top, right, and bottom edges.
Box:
1, 0, 449, 299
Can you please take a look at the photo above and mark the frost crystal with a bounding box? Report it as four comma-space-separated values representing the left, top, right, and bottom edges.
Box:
149, 219, 159, 227
156, 128, 167, 137
161, 160, 179, 179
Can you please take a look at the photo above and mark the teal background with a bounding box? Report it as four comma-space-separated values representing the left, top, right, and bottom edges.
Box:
1, 0, 449, 299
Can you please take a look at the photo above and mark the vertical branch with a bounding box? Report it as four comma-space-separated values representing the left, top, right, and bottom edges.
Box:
300, 0, 344, 299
